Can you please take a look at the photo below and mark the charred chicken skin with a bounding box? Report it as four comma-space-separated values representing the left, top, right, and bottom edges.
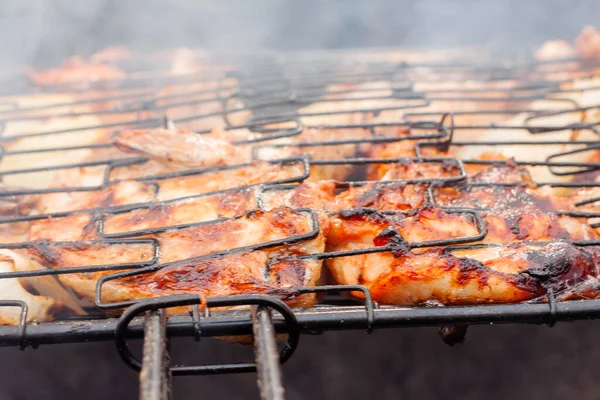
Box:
326, 163, 600, 305
26, 207, 328, 309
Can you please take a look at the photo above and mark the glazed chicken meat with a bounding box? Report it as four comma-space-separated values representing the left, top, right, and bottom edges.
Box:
1, 26, 600, 325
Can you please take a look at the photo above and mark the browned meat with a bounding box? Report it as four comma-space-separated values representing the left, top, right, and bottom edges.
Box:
326, 162, 600, 305
27, 207, 327, 309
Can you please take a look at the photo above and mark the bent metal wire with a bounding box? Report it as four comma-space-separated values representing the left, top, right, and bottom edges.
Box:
1, 50, 600, 399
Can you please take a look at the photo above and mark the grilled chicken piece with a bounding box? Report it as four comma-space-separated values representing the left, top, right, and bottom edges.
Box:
26, 207, 327, 310
371, 162, 600, 244
326, 162, 600, 305
112, 128, 245, 169
453, 112, 600, 184
437, 185, 600, 244
100, 188, 261, 238
146, 160, 305, 201
295, 81, 404, 126
15, 174, 335, 313
575, 26, 600, 60
15, 156, 307, 247
329, 182, 427, 211
535, 40, 577, 61
0, 111, 114, 189
113, 123, 374, 182
0, 250, 86, 324
366, 137, 453, 181
36, 180, 156, 214
28, 128, 306, 202
27, 56, 126, 86
326, 206, 599, 305
327, 206, 480, 251
259, 181, 337, 211
332, 242, 595, 305
366, 127, 599, 185
25, 167, 308, 243
0, 180, 158, 245
30, 180, 335, 241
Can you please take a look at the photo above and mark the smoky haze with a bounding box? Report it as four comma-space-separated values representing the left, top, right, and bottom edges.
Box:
1, 0, 600, 69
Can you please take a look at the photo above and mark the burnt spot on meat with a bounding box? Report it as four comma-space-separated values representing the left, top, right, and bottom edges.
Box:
523, 243, 592, 283
373, 226, 401, 246
451, 256, 489, 287
20, 280, 41, 296
246, 209, 265, 220
337, 207, 397, 225
373, 226, 410, 256
509, 221, 522, 238
126, 252, 307, 302
28, 241, 62, 267
530, 195, 557, 213
46, 301, 74, 320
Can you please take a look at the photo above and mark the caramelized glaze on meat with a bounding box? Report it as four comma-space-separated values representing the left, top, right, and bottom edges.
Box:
103, 188, 259, 235
330, 182, 427, 211
327, 207, 480, 252
326, 161, 600, 305
334, 243, 596, 305
260, 181, 336, 211
27, 207, 327, 308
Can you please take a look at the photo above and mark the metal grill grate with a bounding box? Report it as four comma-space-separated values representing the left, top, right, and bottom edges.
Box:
1, 49, 600, 399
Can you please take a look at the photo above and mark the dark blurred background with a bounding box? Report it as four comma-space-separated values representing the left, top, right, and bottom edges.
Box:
4, 323, 600, 399
2, 0, 600, 398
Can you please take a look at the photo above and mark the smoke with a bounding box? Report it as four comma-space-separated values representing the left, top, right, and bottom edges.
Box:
0, 0, 599, 68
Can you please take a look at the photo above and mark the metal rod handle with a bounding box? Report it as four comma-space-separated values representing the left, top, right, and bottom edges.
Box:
140, 310, 171, 400
252, 306, 285, 400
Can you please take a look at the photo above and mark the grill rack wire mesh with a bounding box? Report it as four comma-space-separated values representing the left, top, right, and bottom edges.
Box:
1, 49, 600, 399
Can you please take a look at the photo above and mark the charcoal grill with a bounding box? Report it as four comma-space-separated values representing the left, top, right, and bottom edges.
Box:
1, 48, 600, 400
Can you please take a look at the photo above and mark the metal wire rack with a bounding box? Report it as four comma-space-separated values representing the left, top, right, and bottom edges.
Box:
1, 49, 600, 399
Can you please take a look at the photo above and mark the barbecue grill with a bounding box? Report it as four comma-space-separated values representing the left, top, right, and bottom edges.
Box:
1, 47, 600, 400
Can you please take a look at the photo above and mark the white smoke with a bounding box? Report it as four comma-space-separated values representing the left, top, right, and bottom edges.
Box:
0, 0, 598, 69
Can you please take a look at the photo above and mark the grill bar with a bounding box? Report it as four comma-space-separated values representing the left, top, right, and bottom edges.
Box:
139, 310, 172, 400
4, 298, 600, 348
252, 306, 285, 400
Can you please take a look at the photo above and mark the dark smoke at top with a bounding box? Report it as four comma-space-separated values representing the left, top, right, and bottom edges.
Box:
1, 0, 599, 69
